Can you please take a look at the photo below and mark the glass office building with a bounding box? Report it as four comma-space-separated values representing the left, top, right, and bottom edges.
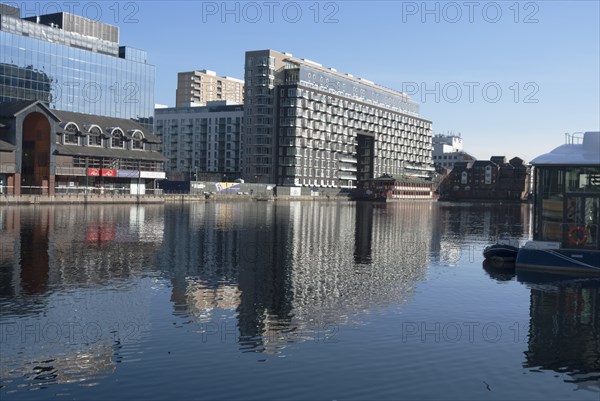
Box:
0, 4, 155, 128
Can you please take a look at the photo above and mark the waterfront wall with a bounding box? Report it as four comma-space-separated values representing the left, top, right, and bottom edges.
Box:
0, 194, 166, 205
0, 188, 353, 205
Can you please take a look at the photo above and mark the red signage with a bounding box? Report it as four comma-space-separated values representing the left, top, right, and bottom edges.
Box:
87, 168, 100, 176
101, 169, 117, 177
86, 223, 116, 242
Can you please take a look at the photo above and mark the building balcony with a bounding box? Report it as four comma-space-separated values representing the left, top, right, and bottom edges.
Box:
338, 155, 356, 163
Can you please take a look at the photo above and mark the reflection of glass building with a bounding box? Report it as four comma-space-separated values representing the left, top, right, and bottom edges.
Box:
0, 3, 155, 126
0, 62, 52, 103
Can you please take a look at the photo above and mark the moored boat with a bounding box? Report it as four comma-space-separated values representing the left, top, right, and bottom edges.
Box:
483, 243, 519, 263
352, 174, 435, 201
515, 132, 600, 275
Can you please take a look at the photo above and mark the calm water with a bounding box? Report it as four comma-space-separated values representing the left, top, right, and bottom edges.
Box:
0, 202, 599, 400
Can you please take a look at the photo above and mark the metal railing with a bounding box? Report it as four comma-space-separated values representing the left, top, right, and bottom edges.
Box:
565, 132, 585, 145
0, 185, 15, 195
8, 186, 163, 196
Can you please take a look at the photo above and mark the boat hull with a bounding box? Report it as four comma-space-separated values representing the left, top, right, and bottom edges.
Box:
515, 248, 600, 276
483, 245, 519, 263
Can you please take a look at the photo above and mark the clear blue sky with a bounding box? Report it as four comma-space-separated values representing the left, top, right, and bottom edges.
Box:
17, 0, 600, 160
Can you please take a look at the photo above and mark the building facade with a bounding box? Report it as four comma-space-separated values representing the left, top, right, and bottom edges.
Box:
0, 3, 155, 128
439, 156, 530, 201
432, 134, 476, 172
155, 102, 243, 181
0, 100, 165, 195
242, 50, 433, 187
176, 70, 244, 107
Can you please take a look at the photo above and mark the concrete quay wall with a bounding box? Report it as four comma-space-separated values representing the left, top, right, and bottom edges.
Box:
1, 193, 353, 205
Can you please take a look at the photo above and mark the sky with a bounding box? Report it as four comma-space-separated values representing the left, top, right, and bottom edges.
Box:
14, 0, 600, 160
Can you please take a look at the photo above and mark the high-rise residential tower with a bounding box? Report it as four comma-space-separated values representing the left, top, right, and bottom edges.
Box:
176, 70, 244, 107
242, 49, 433, 187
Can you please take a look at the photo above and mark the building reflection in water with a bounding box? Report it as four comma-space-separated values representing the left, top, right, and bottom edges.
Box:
520, 276, 600, 392
354, 202, 374, 264
0, 205, 164, 387
160, 201, 433, 355
431, 203, 532, 264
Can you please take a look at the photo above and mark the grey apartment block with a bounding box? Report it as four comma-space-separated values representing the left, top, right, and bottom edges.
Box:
242, 50, 434, 187
155, 102, 243, 180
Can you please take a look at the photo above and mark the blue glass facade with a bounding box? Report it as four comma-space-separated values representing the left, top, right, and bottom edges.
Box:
0, 11, 155, 128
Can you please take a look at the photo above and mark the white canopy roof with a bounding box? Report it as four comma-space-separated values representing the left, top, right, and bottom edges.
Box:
530, 132, 600, 166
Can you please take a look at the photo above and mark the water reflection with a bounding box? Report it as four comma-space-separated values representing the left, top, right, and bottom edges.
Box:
3, 202, 597, 399
519, 275, 600, 391
432, 203, 532, 265
0, 205, 165, 388
482, 259, 517, 281
354, 202, 374, 264
159, 202, 433, 354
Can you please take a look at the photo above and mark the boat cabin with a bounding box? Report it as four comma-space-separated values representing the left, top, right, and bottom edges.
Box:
355, 174, 433, 201
531, 132, 600, 251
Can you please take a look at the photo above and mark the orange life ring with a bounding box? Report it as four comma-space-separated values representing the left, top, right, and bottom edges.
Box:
568, 226, 588, 246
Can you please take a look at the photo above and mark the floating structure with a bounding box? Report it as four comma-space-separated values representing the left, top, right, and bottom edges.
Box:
514, 132, 600, 275
352, 174, 434, 201
483, 239, 520, 264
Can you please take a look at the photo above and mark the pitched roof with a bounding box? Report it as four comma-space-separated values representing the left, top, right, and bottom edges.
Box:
0, 101, 160, 143
472, 160, 498, 167
0, 100, 61, 121
55, 144, 167, 162
452, 161, 471, 169
0, 139, 15, 152
52, 109, 161, 143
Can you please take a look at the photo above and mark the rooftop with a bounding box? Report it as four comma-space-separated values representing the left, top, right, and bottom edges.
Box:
530, 132, 600, 166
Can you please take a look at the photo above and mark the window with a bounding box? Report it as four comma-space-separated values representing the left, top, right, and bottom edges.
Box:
88, 126, 102, 146
64, 123, 79, 145
132, 131, 144, 150
111, 129, 124, 148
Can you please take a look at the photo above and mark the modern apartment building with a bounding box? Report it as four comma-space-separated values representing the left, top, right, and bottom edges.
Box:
0, 3, 155, 128
155, 101, 243, 180
176, 70, 244, 107
242, 49, 433, 187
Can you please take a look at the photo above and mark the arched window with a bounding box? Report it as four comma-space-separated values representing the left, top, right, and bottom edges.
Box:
63, 122, 79, 145
131, 130, 144, 150
111, 128, 124, 148
88, 125, 102, 146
